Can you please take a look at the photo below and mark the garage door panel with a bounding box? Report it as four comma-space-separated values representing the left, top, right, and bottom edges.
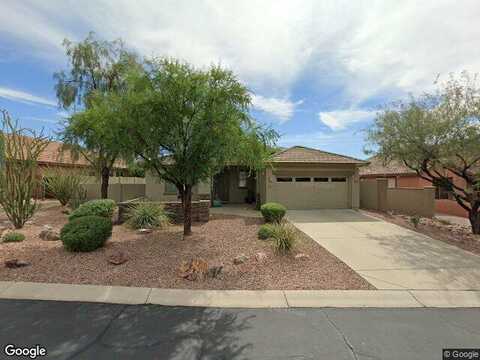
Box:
269, 177, 349, 209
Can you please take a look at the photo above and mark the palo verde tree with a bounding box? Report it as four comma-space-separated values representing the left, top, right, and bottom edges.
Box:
0, 110, 49, 228
366, 72, 480, 234
55, 32, 139, 198
120, 59, 278, 236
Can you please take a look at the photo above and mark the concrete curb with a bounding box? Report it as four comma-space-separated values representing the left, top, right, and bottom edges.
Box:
1, 281, 480, 308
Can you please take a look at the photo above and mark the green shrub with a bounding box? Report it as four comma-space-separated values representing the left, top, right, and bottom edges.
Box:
126, 202, 170, 229
270, 223, 296, 255
69, 199, 116, 221
61, 216, 112, 252
410, 215, 421, 228
2, 232, 25, 243
258, 224, 276, 240
260, 202, 286, 223
44, 168, 87, 206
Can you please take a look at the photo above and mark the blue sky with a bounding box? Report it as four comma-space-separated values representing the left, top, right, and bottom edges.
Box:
1, 0, 479, 159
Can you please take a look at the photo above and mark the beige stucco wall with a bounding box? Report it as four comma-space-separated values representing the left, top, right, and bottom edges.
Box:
84, 184, 145, 202
144, 173, 210, 202
360, 178, 435, 217
262, 163, 358, 209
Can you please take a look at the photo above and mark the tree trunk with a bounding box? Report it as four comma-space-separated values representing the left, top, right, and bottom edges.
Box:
183, 184, 193, 236
469, 206, 480, 235
101, 166, 110, 199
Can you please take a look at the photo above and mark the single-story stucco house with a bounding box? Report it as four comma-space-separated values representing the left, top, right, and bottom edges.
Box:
147, 146, 368, 210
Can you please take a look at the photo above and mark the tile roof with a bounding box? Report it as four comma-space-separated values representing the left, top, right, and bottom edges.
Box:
271, 146, 367, 164
359, 156, 416, 176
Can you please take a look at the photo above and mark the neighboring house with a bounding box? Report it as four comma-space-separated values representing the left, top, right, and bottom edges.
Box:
145, 146, 367, 209
360, 156, 469, 218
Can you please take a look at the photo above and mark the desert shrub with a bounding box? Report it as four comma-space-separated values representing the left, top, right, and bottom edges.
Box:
258, 223, 276, 240
260, 202, 286, 223
0, 110, 49, 228
270, 223, 296, 255
68, 199, 116, 221
410, 215, 421, 228
2, 232, 25, 243
68, 185, 87, 210
126, 202, 170, 229
61, 215, 112, 252
44, 168, 87, 206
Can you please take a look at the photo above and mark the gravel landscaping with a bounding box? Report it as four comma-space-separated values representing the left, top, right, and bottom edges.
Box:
361, 209, 480, 256
0, 202, 373, 290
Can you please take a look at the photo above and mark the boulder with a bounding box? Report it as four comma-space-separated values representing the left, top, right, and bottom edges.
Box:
255, 252, 268, 262
137, 228, 153, 234
5, 259, 30, 268
39, 228, 60, 241
294, 253, 310, 261
107, 251, 129, 265
233, 254, 248, 265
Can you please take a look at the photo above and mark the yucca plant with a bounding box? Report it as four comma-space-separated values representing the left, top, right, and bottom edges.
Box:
126, 202, 170, 229
270, 223, 296, 255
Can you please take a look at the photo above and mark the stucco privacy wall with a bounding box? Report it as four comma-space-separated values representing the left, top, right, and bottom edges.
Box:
360, 178, 435, 217
144, 173, 210, 202
84, 184, 146, 203
263, 164, 360, 209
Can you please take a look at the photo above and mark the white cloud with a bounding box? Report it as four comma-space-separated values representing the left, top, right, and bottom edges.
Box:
319, 109, 375, 130
1, 1, 480, 107
0, 86, 56, 107
251, 95, 303, 123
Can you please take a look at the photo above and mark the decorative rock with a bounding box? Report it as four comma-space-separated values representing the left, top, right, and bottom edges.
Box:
39, 228, 60, 241
107, 251, 129, 265
255, 252, 268, 262
5, 259, 30, 268
25, 220, 35, 225
233, 254, 248, 265
294, 253, 310, 261
137, 228, 153, 234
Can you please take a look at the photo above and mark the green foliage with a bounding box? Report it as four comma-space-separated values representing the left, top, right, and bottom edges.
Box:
44, 168, 86, 206
118, 58, 278, 235
410, 215, 421, 228
0, 110, 49, 228
61, 215, 112, 252
55, 32, 141, 198
126, 202, 170, 229
260, 202, 287, 223
2, 232, 25, 243
365, 72, 480, 234
68, 199, 116, 221
270, 223, 296, 255
258, 223, 276, 240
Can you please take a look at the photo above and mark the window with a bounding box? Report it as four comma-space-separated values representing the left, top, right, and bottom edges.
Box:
164, 181, 177, 194
276, 177, 293, 182
295, 177, 311, 182
331, 177, 346, 182
238, 171, 248, 188
434, 178, 453, 200
314, 177, 329, 182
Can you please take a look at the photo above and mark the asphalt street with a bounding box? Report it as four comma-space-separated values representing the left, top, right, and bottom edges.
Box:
0, 299, 479, 360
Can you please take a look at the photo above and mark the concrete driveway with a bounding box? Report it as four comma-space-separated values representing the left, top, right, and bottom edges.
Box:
287, 209, 480, 290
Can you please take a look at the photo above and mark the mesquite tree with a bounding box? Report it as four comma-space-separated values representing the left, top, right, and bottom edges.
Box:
0, 110, 49, 228
119, 59, 278, 236
366, 72, 480, 234
55, 32, 139, 198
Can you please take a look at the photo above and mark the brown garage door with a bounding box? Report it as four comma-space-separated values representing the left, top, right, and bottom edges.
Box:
269, 175, 349, 209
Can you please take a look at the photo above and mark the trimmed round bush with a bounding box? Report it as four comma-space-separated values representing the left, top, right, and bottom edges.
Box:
258, 224, 276, 240
61, 216, 112, 252
260, 202, 286, 223
2, 232, 25, 243
68, 199, 116, 221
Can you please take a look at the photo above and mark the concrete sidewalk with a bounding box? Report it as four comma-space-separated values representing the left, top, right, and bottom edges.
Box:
288, 209, 480, 290
1, 281, 480, 307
